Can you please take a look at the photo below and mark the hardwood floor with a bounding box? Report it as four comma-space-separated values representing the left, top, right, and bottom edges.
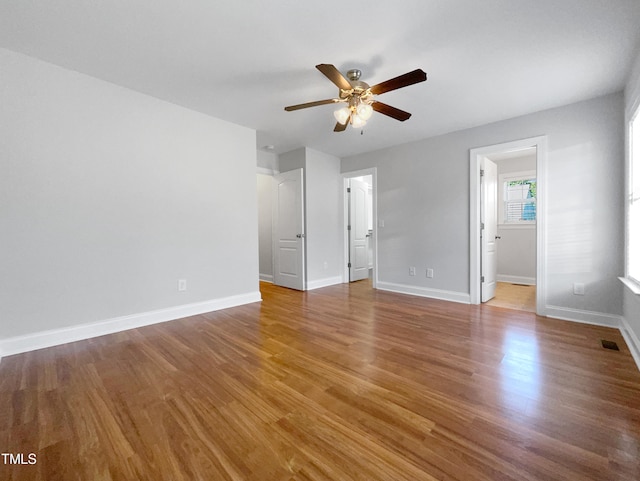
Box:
485, 282, 536, 312
1, 281, 639, 480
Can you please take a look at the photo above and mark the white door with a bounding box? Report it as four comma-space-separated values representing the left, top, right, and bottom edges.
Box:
481, 158, 498, 302
349, 178, 369, 281
272, 169, 305, 290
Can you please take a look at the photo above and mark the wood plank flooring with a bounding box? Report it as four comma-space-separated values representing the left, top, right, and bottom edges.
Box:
1, 281, 639, 480
486, 282, 536, 312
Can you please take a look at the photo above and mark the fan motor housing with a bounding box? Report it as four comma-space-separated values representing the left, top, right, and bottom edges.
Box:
346, 69, 361, 81
346, 69, 369, 92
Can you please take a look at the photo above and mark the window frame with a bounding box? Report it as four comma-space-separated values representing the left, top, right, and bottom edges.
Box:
498, 170, 537, 227
626, 104, 640, 289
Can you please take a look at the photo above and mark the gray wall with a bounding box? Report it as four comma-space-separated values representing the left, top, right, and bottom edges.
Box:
257, 150, 278, 172
0, 48, 259, 340
279, 148, 343, 288
342, 93, 624, 318
279, 148, 305, 173
256, 149, 279, 282
305, 148, 343, 285
257, 174, 274, 281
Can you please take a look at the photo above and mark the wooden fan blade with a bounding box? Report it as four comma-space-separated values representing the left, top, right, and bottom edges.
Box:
334, 121, 348, 132
316, 64, 352, 91
284, 98, 339, 111
369, 69, 427, 95
372, 101, 412, 121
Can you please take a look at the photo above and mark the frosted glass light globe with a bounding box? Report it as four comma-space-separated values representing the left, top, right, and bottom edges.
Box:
333, 107, 350, 125
356, 103, 373, 120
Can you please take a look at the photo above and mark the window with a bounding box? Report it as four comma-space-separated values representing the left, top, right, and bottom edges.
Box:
629, 108, 640, 285
499, 171, 536, 225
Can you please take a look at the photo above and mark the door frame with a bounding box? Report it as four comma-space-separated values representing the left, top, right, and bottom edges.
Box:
342, 168, 378, 287
469, 136, 547, 315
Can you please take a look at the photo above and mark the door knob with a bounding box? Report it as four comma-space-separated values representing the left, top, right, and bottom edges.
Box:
495, 235, 501, 240
296, 234, 305, 238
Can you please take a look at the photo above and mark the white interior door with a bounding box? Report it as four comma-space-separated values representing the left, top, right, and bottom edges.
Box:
481, 158, 498, 302
272, 169, 305, 290
349, 178, 369, 281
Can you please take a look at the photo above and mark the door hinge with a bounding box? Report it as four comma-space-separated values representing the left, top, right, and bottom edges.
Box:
347, 187, 351, 193
480, 169, 485, 177
481, 222, 485, 230
347, 225, 351, 231
481, 276, 485, 282
348, 262, 352, 268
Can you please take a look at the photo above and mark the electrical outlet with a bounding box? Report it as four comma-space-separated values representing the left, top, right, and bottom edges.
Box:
178, 279, 187, 292
409, 267, 416, 276
427, 268, 434, 278
573, 283, 584, 295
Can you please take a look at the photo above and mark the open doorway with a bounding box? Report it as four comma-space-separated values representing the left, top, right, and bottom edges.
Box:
484, 148, 537, 312
342, 169, 378, 286
470, 137, 547, 315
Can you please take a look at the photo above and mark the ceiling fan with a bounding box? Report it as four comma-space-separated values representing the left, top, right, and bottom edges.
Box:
284, 64, 427, 132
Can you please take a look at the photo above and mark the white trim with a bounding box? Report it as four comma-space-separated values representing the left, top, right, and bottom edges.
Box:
259, 273, 274, 283
496, 275, 536, 285
342, 168, 378, 288
626, 106, 640, 285
377, 281, 470, 304
0, 291, 262, 358
500, 170, 537, 182
469, 136, 547, 316
619, 276, 640, 295
498, 223, 536, 230
620, 316, 640, 371
306, 276, 343, 290
626, 57, 640, 120
545, 305, 621, 329
627, 77, 640, 124
257, 166, 279, 175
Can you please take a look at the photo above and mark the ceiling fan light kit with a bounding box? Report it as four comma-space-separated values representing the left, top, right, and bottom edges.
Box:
284, 64, 427, 132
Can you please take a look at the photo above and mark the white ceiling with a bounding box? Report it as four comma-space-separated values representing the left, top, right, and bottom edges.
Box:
1, 1, 639, 158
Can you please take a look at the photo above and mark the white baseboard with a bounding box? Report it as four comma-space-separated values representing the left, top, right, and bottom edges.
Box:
496, 275, 536, 285
376, 281, 470, 304
620, 316, 640, 371
545, 305, 622, 328
3, 288, 637, 375
306, 276, 343, 291
0, 291, 262, 359
259, 273, 274, 283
